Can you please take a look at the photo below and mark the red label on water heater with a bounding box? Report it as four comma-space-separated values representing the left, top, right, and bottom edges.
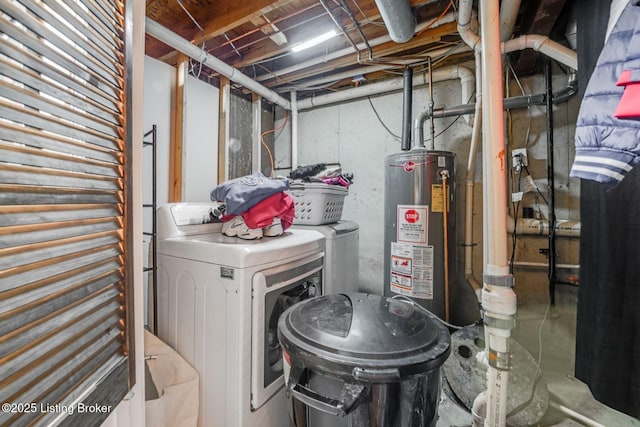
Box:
404, 209, 419, 223
403, 161, 415, 172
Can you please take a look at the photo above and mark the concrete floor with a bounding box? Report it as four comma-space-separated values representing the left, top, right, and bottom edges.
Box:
437, 285, 640, 427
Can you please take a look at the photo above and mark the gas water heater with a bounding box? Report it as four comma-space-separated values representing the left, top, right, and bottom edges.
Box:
383, 148, 456, 320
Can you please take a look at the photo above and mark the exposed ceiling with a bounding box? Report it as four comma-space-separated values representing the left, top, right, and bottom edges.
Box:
144, 0, 575, 101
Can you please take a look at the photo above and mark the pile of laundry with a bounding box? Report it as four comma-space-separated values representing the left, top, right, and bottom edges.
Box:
289, 163, 353, 188
210, 172, 294, 240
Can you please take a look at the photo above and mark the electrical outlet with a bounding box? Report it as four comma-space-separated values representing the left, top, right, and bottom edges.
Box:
512, 148, 528, 170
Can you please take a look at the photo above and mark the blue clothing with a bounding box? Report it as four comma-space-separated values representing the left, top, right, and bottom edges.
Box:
210, 172, 290, 215
571, 2, 640, 185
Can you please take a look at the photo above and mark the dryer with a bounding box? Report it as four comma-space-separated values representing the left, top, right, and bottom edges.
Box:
292, 220, 359, 294
155, 203, 325, 427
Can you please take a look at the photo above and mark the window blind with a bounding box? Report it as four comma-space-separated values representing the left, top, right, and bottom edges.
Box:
0, 0, 133, 425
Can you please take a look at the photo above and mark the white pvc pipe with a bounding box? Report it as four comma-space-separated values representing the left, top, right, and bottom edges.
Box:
485, 329, 511, 427
480, 1, 509, 274
549, 401, 607, 427
292, 44, 471, 90
464, 50, 483, 302
297, 65, 474, 110
291, 90, 298, 170
145, 18, 292, 110
458, 0, 481, 50
458, 10, 578, 71
478, 0, 515, 426
502, 34, 578, 70
507, 216, 581, 237
255, 13, 458, 83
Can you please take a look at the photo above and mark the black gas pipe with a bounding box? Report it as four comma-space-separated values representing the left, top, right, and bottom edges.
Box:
401, 66, 413, 151
545, 60, 557, 305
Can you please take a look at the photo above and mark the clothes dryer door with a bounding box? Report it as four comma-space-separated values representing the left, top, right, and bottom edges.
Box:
250, 252, 324, 409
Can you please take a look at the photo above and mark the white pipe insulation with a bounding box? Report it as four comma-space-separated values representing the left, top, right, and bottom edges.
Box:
374, 0, 416, 43
254, 13, 458, 84
290, 44, 471, 90
507, 216, 581, 238
296, 65, 474, 110
144, 18, 292, 110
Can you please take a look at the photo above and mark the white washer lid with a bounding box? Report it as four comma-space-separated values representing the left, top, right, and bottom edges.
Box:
157, 228, 325, 268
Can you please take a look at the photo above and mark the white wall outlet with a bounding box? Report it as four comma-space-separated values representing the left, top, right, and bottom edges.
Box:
512, 148, 528, 170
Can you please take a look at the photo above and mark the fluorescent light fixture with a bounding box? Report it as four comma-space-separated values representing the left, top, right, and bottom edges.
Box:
291, 30, 337, 52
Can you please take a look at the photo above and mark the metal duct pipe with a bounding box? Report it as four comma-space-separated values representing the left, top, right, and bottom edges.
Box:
401, 67, 413, 151
374, 0, 416, 43
499, 0, 522, 41
145, 18, 291, 110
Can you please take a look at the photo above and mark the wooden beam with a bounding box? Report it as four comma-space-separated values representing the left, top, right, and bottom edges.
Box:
195, 0, 292, 45
169, 54, 187, 202
218, 76, 230, 183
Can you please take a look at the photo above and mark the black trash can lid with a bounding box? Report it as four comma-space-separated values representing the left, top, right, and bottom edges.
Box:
278, 293, 451, 377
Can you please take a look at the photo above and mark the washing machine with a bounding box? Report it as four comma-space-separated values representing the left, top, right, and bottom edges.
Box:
292, 220, 359, 294
155, 203, 325, 427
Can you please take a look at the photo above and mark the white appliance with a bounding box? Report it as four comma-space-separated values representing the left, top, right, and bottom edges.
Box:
292, 220, 359, 294
155, 203, 325, 427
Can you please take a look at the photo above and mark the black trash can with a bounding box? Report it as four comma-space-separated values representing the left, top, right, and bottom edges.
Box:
277, 293, 451, 427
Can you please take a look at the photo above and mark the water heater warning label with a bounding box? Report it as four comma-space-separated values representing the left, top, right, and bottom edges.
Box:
390, 242, 434, 299
397, 205, 428, 244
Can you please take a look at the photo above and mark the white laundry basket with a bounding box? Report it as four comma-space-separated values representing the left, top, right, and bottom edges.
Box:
289, 183, 348, 225
145, 330, 199, 427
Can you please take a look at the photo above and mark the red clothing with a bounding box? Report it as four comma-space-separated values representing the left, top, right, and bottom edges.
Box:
615, 70, 640, 119
221, 192, 295, 230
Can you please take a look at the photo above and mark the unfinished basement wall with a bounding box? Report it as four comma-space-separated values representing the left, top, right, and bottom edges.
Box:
142, 56, 219, 326
297, 68, 580, 325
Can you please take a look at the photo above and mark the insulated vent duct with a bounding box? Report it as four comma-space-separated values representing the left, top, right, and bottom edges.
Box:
375, 0, 416, 43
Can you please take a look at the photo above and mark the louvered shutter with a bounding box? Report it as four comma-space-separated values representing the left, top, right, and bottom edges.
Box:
0, 0, 134, 425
